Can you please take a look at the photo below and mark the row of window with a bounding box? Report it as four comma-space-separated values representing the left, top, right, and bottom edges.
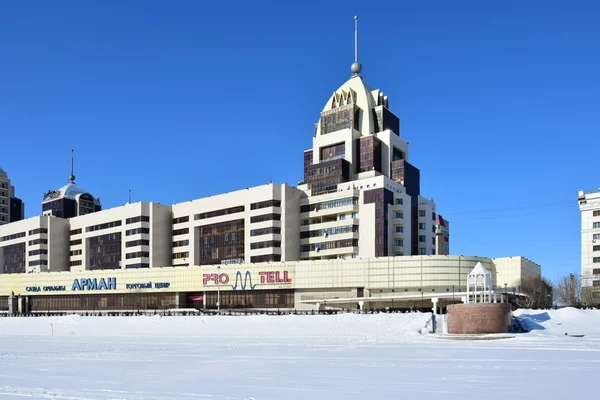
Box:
250, 227, 281, 237
0, 232, 25, 242
195, 206, 245, 220
86, 220, 122, 233
126, 239, 150, 247
300, 239, 359, 252
29, 239, 48, 246
250, 213, 281, 223
70, 249, 82, 256
300, 225, 359, 239
28, 249, 48, 256
594, 234, 600, 240
300, 197, 358, 213
395, 239, 404, 247
29, 228, 48, 235
126, 216, 150, 224
250, 254, 281, 263
173, 216, 189, 224
173, 228, 189, 236
70, 228, 82, 235
594, 210, 600, 217
70, 239, 82, 246
173, 252, 189, 259
251, 200, 281, 210
126, 251, 150, 259
394, 198, 403, 205
594, 257, 600, 263
126, 227, 150, 236
173, 240, 189, 247
126, 263, 150, 269
250, 241, 281, 250
29, 259, 48, 266
593, 222, 600, 229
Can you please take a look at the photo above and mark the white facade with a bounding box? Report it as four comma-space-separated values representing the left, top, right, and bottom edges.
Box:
172, 184, 303, 267
0, 215, 69, 273
578, 190, 600, 298
68, 202, 172, 272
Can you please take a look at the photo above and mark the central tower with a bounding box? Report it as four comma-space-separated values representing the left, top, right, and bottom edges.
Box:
298, 17, 443, 260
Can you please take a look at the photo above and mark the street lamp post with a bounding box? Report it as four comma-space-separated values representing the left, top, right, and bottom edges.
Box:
217, 265, 221, 314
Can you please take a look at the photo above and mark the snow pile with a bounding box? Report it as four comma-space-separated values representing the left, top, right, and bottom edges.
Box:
514, 308, 600, 338
0, 312, 433, 344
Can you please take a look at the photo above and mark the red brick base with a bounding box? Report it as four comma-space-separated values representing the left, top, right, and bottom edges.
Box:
447, 303, 511, 334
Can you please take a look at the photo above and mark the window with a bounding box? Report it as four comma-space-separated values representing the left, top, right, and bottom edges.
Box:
250, 213, 281, 223
126, 228, 150, 236
251, 200, 281, 210
594, 257, 600, 263
29, 259, 48, 266
70, 260, 82, 267
250, 241, 281, 249
70, 249, 82, 256
251, 227, 281, 236
250, 254, 281, 263
299, 225, 358, 239
173, 216, 189, 224
300, 197, 358, 213
173, 240, 189, 247
86, 220, 122, 232
195, 206, 244, 220
594, 245, 600, 252
29, 239, 48, 246
594, 281, 600, 287
418, 248, 426, 255
29, 249, 48, 256
300, 239, 358, 252
419, 235, 426, 243
395, 226, 403, 233
395, 212, 403, 219
126, 216, 150, 224
594, 210, 600, 217
173, 252, 189, 259
594, 234, 600, 240
419, 223, 426, 230
126, 239, 150, 247
432, 237, 436, 245
70, 239, 82, 246
593, 269, 600, 275
28, 228, 48, 235
395, 239, 403, 247
70, 229, 82, 235
419, 210, 426, 217
126, 251, 150, 259
594, 222, 600, 229
432, 212, 436, 221
126, 263, 150, 269
172, 228, 188, 236
0, 232, 26, 242
395, 198, 403, 205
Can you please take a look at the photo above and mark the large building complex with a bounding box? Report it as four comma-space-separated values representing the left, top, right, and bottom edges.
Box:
578, 189, 600, 303
0, 167, 25, 225
0, 18, 543, 313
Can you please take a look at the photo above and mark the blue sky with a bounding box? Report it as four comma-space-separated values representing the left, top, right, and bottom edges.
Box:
1, 1, 598, 281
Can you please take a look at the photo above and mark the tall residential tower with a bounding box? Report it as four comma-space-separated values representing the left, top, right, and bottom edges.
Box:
0, 167, 25, 225
578, 189, 600, 303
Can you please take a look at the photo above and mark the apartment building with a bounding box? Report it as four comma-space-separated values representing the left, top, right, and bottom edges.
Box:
0, 167, 25, 225
578, 189, 600, 303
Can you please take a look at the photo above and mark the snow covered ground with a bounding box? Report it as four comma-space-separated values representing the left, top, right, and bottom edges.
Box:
0, 308, 598, 399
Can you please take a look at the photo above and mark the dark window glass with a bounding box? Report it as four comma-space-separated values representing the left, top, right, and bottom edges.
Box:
28, 228, 48, 235
86, 220, 122, 233
70, 239, 82, 246
173, 216, 189, 224
126, 216, 150, 224
173, 240, 189, 247
195, 206, 244, 220
126, 239, 150, 247
1, 242, 25, 273
0, 232, 26, 242
70, 229, 82, 235
126, 228, 150, 236
28, 249, 48, 256
300, 239, 358, 252
28, 293, 177, 311
29, 239, 48, 246
172, 228, 189, 236
251, 200, 281, 210
320, 104, 355, 134
250, 227, 281, 237
250, 254, 282, 263
198, 219, 244, 265
126, 251, 150, 259
88, 233, 122, 270
250, 214, 281, 223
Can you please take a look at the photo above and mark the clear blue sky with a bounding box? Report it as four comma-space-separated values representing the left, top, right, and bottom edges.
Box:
1, 1, 598, 281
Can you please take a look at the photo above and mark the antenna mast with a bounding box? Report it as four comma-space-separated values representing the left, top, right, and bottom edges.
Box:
351, 16, 363, 76
69, 149, 76, 183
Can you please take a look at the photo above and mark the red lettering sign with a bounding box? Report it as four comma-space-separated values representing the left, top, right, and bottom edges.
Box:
259, 271, 292, 284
